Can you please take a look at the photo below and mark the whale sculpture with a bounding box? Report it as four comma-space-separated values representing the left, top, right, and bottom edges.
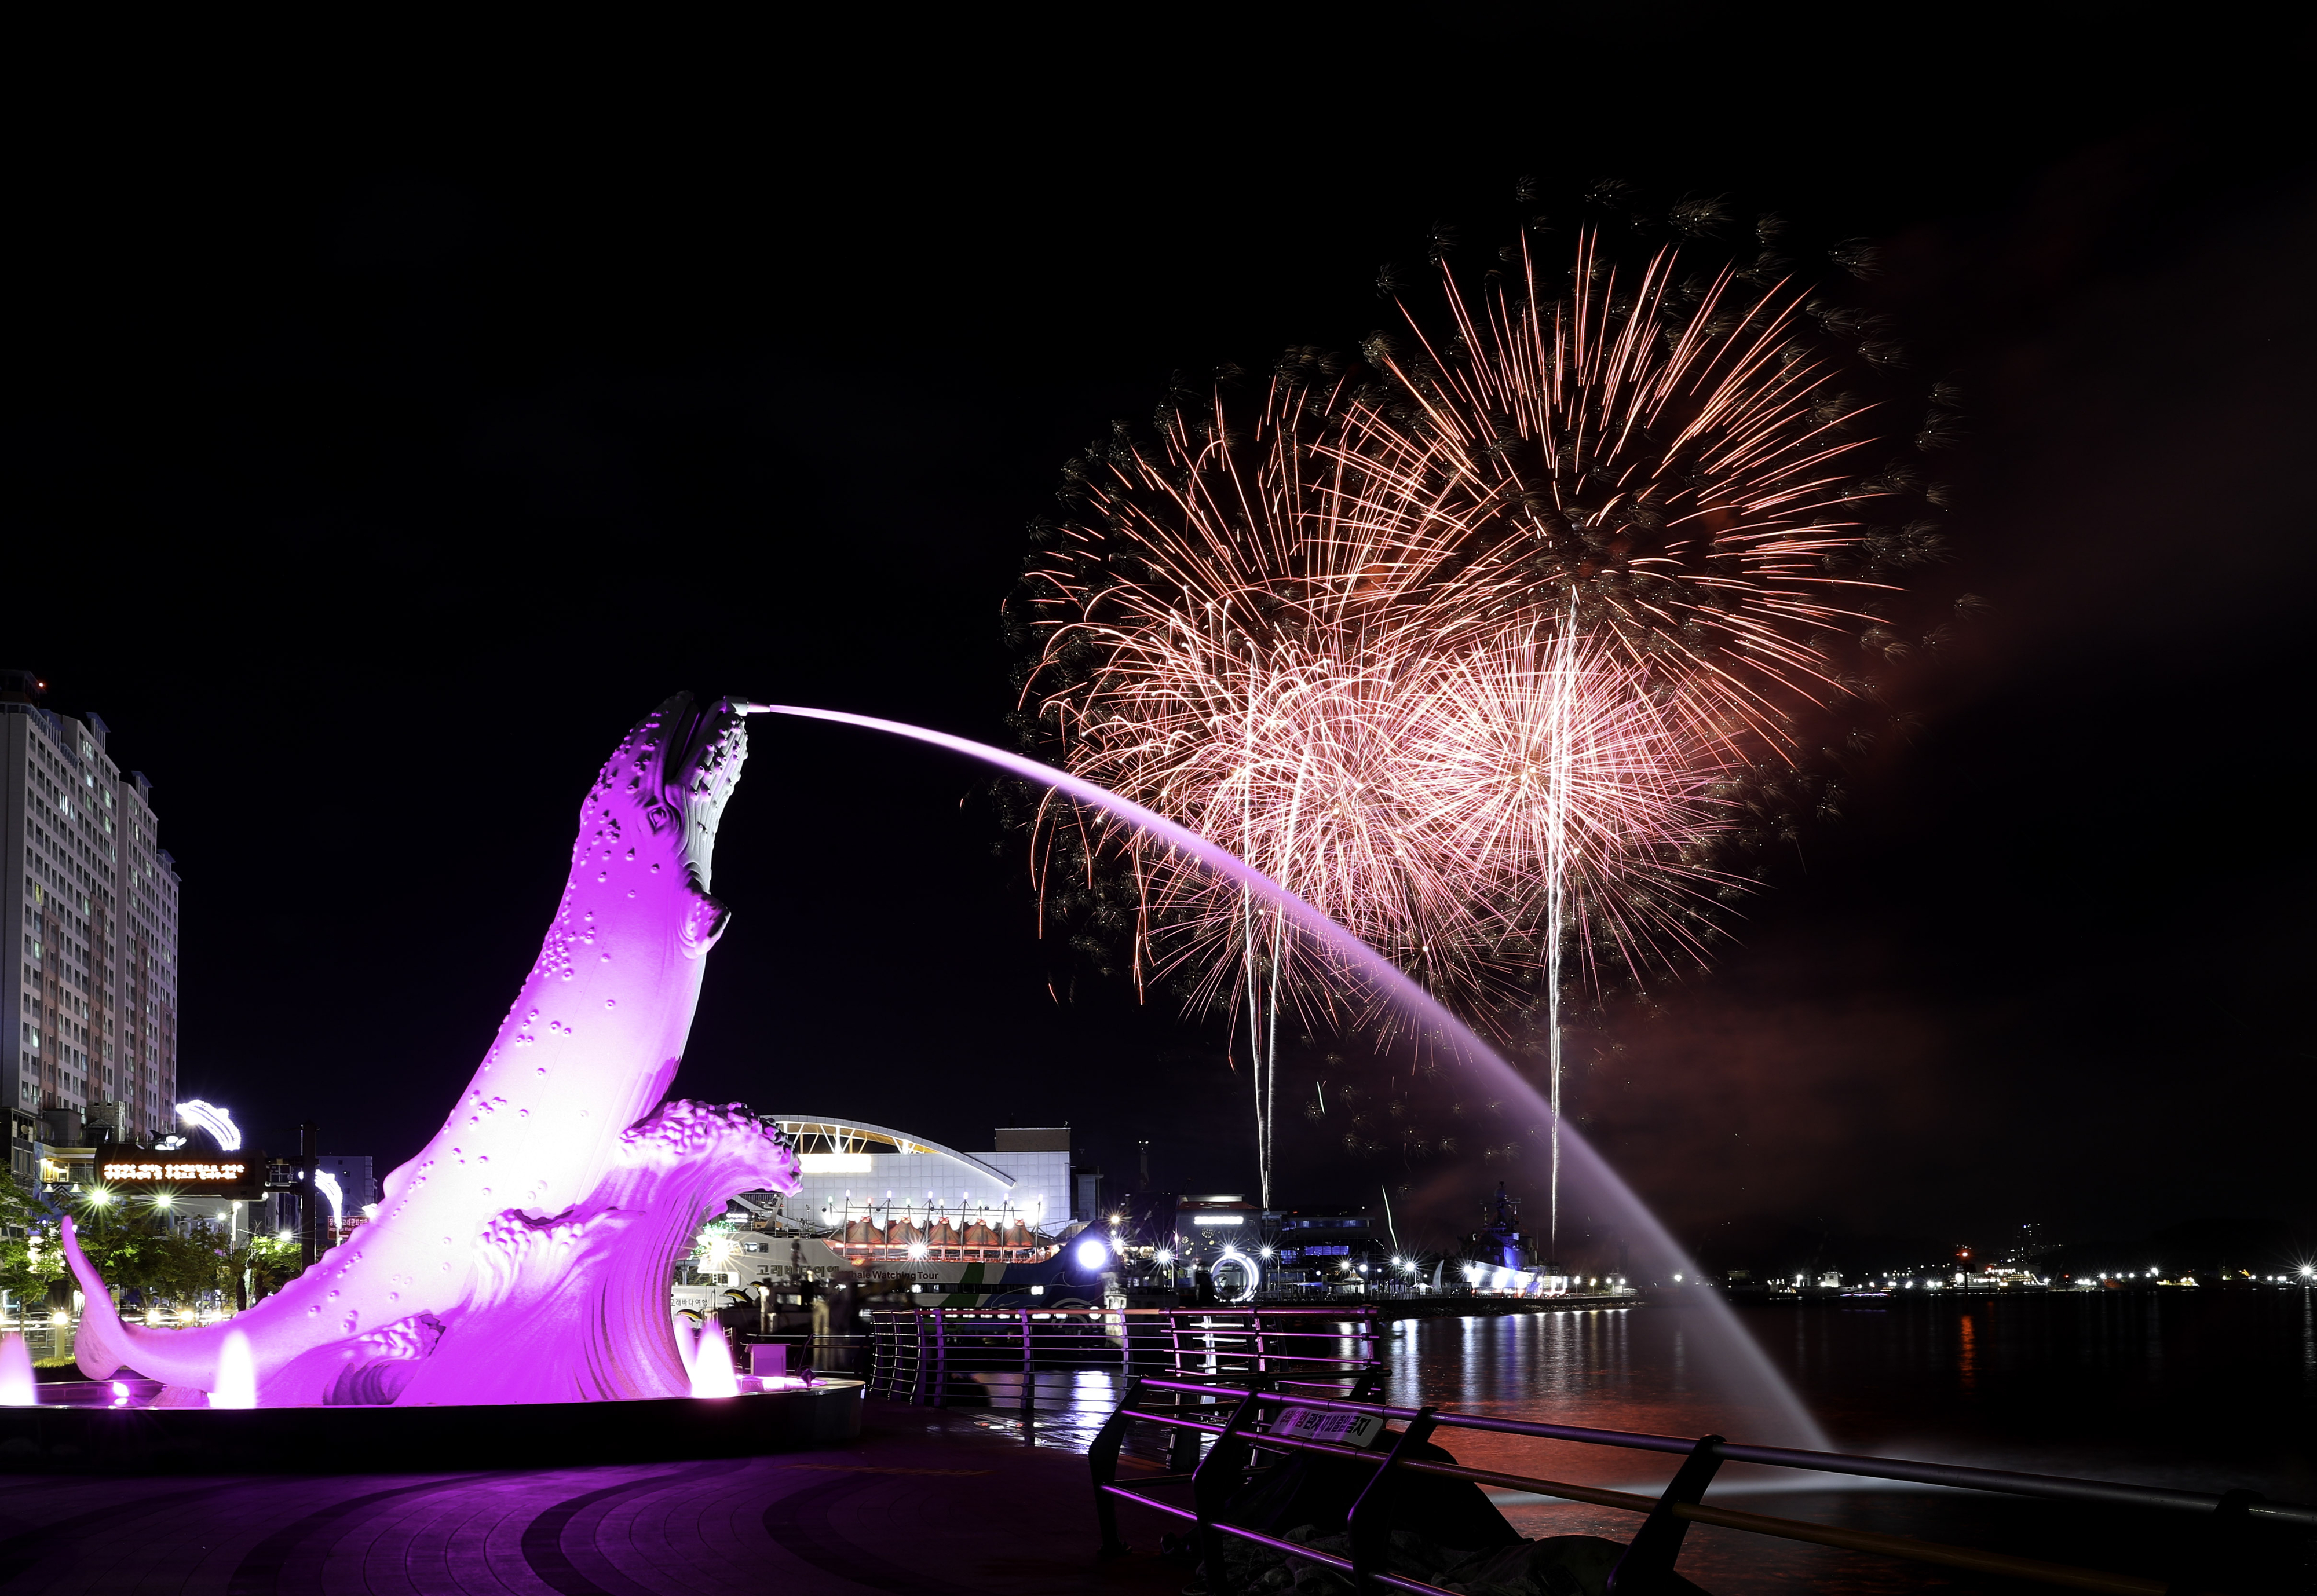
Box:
66, 693, 800, 1405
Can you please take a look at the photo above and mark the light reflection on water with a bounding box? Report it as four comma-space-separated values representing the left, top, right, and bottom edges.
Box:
966, 1295, 2315, 1593
1386, 1296, 2317, 1594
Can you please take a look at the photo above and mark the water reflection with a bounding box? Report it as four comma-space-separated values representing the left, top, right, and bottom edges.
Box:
1384, 1296, 2315, 1593
959, 1294, 2313, 1591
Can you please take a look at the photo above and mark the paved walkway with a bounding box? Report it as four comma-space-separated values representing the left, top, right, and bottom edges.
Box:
0, 1403, 1192, 1596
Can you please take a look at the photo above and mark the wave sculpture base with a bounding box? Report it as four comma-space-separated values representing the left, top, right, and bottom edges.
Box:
63, 693, 801, 1408
0, 1383, 864, 1474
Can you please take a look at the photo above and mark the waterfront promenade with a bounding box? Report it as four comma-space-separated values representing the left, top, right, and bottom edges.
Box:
0, 1404, 1182, 1596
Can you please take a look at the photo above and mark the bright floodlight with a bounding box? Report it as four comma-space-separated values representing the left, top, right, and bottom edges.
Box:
174, 1099, 243, 1151
1074, 1237, 1109, 1272
86, 1188, 111, 1207
1153, 1247, 1175, 1265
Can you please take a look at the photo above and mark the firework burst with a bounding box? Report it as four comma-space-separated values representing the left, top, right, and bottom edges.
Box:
1009, 199, 1956, 1218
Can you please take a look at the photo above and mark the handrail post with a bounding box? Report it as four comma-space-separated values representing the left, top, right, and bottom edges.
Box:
912, 1308, 929, 1405
1348, 1405, 1438, 1591
1192, 1389, 1264, 1596
932, 1308, 949, 1409
2163, 1487, 2262, 1596
1605, 1434, 1724, 1594
1090, 1377, 1145, 1558
1020, 1306, 1036, 1436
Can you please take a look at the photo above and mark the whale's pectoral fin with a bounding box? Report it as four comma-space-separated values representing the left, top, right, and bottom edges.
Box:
679, 893, 731, 960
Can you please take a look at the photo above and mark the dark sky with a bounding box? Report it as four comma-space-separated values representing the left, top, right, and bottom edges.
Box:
8, 22, 2312, 1262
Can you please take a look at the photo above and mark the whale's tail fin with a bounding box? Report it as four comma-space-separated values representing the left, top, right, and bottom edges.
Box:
61, 1217, 137, 1381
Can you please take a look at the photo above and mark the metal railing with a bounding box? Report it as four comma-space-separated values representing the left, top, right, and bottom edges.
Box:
1091, 1378, 2316, 1596
865, 1307, 1381, 1432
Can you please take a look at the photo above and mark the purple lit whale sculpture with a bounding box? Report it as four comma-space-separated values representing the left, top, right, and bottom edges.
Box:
65, 694, 799, 1405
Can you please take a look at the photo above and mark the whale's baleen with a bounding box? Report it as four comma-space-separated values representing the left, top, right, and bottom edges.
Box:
67, 693, 799, 1405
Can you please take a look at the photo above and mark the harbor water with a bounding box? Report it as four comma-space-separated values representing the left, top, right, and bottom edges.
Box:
963, 1288, 2315, 1590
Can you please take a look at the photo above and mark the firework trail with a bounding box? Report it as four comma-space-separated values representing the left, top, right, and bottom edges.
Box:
1011, 205, 1952, 1228
1406, 616, 1744, 1241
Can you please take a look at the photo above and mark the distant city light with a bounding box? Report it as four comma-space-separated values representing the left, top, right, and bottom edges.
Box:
1074, 1237, 1109, 1272
1153, 1248, 1175, 1265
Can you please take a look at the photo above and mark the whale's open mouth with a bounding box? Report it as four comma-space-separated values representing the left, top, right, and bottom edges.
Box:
622, 693, 748, 894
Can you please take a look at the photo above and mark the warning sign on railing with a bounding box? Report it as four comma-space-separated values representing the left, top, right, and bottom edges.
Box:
1265, 1404, 1385, 1449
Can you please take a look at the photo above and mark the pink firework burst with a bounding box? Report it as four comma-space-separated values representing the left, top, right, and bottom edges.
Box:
1009, 215, 1948, 1210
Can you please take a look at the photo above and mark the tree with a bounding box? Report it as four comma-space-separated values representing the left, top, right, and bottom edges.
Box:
0, 1167, 64, 1322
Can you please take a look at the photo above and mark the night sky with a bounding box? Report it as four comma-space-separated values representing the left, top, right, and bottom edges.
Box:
8, 24, 2311, 1266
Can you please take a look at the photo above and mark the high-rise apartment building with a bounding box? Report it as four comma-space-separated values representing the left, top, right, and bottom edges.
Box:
2, 671, 179, 1150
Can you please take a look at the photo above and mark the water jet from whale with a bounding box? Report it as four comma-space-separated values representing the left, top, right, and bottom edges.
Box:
738, 702, 1830, 1449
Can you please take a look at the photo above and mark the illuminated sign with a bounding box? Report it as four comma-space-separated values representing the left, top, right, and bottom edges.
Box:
796, 1152, 872, 1173
96, 1156, 264, 1198
174, 1100, 244, 1152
